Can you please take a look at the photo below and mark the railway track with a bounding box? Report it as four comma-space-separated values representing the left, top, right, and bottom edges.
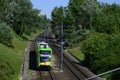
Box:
38, 70, 53, 80
32, 33, 101, 80
49, 41, 88, 80
51, 41, 102, 80
34, 33, 56, 80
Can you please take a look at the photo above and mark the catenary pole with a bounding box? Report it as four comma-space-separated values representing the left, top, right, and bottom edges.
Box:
60, 20, 63, 72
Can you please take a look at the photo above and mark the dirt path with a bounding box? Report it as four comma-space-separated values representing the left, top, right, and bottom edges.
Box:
20, 41, 38, 80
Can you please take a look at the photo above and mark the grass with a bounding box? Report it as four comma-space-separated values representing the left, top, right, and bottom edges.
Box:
0, 29, 43, 80
68, 44, 85, 61
0, 35, 26, 80
67, 30, 89, 62
24, 29, 43, 40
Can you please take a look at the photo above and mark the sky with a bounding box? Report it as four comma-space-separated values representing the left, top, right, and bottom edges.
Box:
30, 0, 120, 19
30, 0, 69, 19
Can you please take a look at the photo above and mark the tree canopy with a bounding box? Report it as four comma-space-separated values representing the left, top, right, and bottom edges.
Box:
51, 0, 120, 79
0, 0, 47, 45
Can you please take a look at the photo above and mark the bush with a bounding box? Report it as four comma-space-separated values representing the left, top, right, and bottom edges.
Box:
0, 23, 13, 46
81, 32, 110, 67
81, 32, 120, 74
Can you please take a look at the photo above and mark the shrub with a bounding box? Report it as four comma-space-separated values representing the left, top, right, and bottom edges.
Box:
81, 32, 110, 67
81, 32, 120, 75
0, 23, 13, 46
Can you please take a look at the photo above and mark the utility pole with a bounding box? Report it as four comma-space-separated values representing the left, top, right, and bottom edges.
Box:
60, 20, 63, 72
46, 23, 49, 42
46, 22, 48, 43
44, 23, 46, 41
44, 20, 48, 42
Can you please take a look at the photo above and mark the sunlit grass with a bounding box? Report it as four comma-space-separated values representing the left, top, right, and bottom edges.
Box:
0, 29, 43, 80
0, 33, 26, 79
68, 45, 85, 61
24, 29, 43, 40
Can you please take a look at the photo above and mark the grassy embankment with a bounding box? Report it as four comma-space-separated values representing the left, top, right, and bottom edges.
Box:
68, 30, 91, 62
0, 30, 43, 80
68, 43, 85, 61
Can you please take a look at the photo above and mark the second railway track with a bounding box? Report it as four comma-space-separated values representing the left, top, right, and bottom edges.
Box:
49, 41, 87, 80
34, 33, 102, 80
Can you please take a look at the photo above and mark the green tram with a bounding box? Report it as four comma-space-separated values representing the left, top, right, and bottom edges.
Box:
35, 40, 52, 69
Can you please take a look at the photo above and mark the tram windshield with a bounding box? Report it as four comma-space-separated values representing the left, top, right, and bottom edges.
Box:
40, 51, 50, 55
40, 57, 50, 62
40, 51, 51, 62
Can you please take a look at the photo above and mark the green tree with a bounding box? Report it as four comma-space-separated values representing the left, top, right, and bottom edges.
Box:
3, 0, 45, 36
81, 32, 120, 75
63, 9, 76, 46
68, 0, 84, 28
51, 6, 64, 35
0, 0, 9, 22
81, 0, 100, 32
94, 3, 120, 34
81, 32, 109, 66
